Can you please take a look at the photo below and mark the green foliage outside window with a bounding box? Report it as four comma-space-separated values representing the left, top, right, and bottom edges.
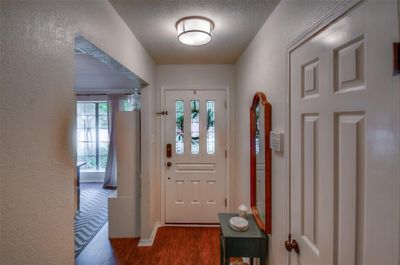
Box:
77, 101, 109, 171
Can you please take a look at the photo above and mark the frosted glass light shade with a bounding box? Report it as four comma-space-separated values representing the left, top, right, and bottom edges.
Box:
176, 16, 214, 46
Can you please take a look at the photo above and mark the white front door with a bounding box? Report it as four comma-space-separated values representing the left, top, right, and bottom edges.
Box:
289, 1, 399, 265
164, 88, 227, 223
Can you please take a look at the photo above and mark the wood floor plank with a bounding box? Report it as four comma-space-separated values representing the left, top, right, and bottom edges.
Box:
76, 223, 221, 265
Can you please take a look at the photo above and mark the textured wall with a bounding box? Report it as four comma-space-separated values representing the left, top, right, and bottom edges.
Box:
235, 1, 339, 264
0, 1, 155, 264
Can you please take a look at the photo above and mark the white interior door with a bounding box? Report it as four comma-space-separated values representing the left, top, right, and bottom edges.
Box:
164, 88, 227, 223
289, 1, 399, 265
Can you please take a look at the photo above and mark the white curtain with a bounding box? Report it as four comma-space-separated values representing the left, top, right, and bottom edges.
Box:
103, 95, 120, 189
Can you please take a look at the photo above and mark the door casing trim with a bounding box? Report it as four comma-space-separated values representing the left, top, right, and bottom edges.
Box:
284, 0, 364, 264
160, 85, 231, 226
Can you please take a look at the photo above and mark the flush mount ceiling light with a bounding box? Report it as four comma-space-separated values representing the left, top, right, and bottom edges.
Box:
176, 16, 215, 46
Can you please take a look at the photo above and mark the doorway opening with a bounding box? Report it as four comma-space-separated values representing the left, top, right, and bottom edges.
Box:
73, 35, 144, 258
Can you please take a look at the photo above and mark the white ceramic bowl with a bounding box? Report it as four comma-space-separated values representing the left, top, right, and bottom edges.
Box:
229, 216, 249, 232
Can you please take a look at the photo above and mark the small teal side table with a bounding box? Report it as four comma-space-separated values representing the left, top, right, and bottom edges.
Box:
218, 213, 268, 265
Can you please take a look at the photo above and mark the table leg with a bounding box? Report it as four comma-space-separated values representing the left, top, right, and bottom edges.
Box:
77, 167, 80, 212
260, 257, 266, 265
220, 240, 223, 265
224, 239, 230, 265
260, 237, 267, 265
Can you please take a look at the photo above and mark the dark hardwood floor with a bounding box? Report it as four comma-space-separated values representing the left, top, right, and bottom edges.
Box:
76, 224, 223, 265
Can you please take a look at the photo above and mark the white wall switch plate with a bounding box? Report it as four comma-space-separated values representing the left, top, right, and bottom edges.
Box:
270, 131, 283, 152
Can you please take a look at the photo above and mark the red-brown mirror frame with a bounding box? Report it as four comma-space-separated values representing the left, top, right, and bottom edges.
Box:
250, 92, 271, 234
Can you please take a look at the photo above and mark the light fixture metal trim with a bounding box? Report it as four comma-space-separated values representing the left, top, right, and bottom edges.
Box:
175, 16, 215, 46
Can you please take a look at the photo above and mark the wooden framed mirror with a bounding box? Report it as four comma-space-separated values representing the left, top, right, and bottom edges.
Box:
250, 92, 271, 234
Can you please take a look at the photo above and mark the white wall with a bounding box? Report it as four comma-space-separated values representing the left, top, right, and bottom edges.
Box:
235, 1, 339, 264
0, 1, 155, 264
155, 65, 236, 223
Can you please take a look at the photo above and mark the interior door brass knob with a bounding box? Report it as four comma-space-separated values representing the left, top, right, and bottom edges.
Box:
166, 161, 172, 167
285, 233, 300, 254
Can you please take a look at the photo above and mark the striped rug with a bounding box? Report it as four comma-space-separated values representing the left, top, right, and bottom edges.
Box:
74, 183, 114, 257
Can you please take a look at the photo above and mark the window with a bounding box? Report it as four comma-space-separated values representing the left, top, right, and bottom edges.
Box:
191, 100, 200, 154
206, 100, 215, 154
77, 102, 109, 171
175, 100, 184, 154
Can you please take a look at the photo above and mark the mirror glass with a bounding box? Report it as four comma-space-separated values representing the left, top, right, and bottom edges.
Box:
255, 104, 266, 224
250, 92, 271, 234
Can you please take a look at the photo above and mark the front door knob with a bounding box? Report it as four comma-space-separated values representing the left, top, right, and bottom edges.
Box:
285, 233, 300, 254
166, 161, 172, 167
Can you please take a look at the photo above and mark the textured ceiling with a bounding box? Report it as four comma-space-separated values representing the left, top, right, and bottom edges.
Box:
110, 0, 279, 64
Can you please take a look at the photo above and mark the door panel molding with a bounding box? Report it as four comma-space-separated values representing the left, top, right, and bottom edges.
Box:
333, 112, 365, 265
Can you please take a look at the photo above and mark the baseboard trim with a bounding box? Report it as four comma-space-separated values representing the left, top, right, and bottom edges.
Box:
138, 221, 161, 247
165, 224, 220, 227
